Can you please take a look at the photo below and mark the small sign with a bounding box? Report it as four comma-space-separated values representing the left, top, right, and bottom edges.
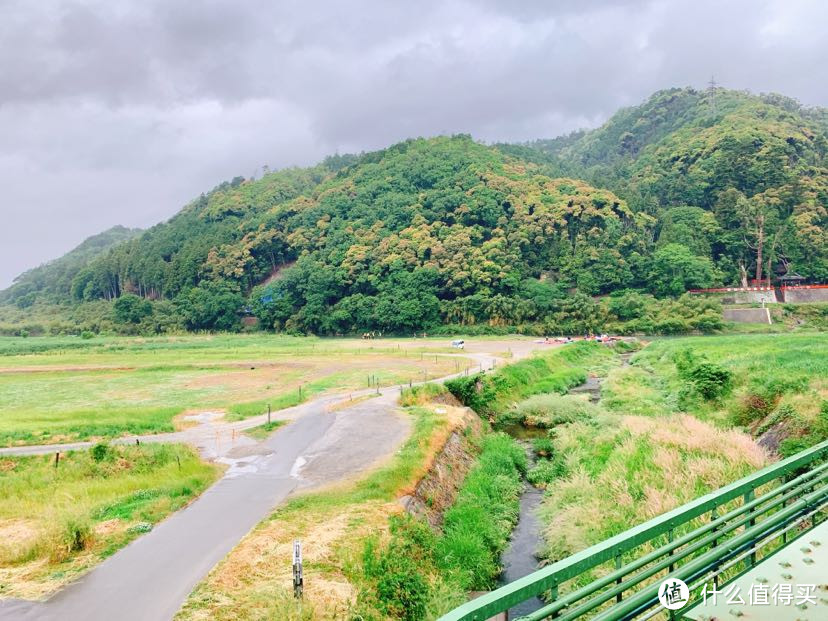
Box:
293, 539, 303, 598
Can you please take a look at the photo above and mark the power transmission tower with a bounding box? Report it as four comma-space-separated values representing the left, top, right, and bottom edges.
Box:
707, 75, 718, 115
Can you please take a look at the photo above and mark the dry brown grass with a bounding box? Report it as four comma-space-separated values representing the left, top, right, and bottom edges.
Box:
540, 414, 768, 561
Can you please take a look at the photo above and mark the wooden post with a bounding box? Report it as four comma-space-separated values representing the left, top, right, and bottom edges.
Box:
54, 452, 59, 469
268, 403, 271, 425
136, 438, 140, 446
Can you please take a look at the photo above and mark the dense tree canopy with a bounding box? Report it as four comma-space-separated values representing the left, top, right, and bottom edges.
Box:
2, 87, 827, 334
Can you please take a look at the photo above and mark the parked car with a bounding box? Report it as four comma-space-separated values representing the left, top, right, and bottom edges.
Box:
450, 339, 465, 349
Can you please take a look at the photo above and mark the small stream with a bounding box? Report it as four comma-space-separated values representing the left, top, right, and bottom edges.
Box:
497, 351, 633, 618
498, 443, 546, 618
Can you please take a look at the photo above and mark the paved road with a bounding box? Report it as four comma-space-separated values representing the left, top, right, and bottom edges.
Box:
0, 351, 508, 621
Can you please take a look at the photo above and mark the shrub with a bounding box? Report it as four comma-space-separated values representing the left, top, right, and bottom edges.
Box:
81, 330, 95, 339
91, 443, 109, 462
687, 362, 732, 399
673, 348, 732, 400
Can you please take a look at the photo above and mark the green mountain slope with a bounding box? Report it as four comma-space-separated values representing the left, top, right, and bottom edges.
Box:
1, 225, 143, 306
61, 137, 655, 333
519, 87, 828, 282
3, 87, 827, 335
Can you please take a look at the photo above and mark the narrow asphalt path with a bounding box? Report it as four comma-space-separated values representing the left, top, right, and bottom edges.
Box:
0, 350, 509, 621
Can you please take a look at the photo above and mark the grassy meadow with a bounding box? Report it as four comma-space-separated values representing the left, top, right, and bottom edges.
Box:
0, 334, 466, 446
0, 443, 220, 598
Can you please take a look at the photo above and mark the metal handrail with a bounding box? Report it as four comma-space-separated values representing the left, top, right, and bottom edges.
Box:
438, 438, 828, 621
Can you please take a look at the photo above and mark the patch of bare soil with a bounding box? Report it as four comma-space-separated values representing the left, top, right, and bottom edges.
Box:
93, 519, 126, 538
173, 410, 227, 431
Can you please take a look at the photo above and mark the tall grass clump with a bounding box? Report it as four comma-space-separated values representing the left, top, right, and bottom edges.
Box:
358, 432, 525, 618
400, 382, 448, 407
436, 433, 526, 590
509, 393, 600, 428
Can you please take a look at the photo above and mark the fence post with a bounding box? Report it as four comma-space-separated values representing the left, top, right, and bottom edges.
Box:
268, 403, 271, 425
54, 452, 59, 469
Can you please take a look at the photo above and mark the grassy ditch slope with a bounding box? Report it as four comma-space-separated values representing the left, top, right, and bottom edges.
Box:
0, 443, 219, 599
444, 341, 624, 425
443, 337, 779, 592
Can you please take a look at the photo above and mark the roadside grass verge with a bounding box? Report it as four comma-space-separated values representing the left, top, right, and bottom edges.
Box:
177, 405, 450, 621
0, 443, 219, 598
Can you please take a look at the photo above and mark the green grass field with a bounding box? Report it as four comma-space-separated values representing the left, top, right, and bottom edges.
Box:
0, 443, 220, 598
0, 334, 463, 446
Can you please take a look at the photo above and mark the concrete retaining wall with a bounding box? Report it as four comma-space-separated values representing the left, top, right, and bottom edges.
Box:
783, 288, 828, 304
723, 308, 772, 324
734, 290, 777, 304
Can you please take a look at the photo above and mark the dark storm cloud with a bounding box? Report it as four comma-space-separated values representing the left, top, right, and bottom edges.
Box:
2, 0, 827, 287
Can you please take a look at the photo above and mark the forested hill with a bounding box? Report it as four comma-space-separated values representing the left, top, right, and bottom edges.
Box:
510, 87, 828, 283
2, 87, 827, 335
1, 225, 142, 306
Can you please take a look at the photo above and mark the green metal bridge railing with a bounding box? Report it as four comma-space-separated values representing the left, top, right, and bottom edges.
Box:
439, 438, 828, 621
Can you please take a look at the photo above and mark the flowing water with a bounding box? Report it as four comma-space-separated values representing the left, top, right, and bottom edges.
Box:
498, 444, 546, 619
498, 352, 632, 618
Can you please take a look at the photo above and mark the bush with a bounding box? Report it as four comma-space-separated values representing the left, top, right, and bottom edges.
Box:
113, 293, 153, 324
687, 362, 732, 399
674, 348, 732, 400
91, 443, 109, 462
361, 516, 435, 621
81, 330, 95, 339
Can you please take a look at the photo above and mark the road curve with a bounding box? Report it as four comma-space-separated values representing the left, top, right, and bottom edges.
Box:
0, 351, 505, 621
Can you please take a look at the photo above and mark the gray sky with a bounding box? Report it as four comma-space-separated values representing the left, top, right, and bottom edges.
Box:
2, 0, 827, 289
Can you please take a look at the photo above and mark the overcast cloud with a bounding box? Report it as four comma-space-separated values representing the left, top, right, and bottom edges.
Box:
2, 0, 828, 288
